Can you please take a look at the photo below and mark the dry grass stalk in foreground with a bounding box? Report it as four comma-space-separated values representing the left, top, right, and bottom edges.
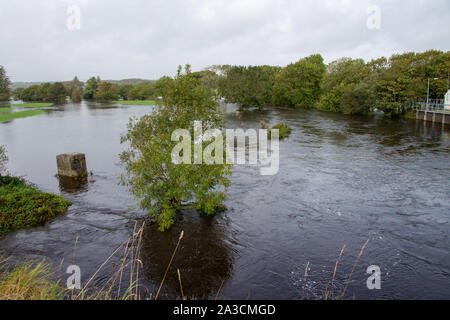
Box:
155, 230, 184, 300
300, 239, 370, 300
338, 238, 369, 299
0, 221, 146, 300
74, 221, 146, 300
301, 261, 310, 300
324, 244, 346, 300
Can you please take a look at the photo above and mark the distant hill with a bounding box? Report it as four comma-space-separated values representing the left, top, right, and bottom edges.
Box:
10, 82, 49, 89
104, 79, 155, 85
11, 78, 154, 89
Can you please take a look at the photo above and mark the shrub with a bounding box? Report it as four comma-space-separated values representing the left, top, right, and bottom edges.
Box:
0, 176, 71, 235
269, 123, 292, 139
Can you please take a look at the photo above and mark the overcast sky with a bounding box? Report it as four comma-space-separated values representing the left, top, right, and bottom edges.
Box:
0, 0, 449, 82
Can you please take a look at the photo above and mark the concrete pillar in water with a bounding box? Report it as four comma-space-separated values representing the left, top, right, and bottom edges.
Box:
56, 153, 87, 179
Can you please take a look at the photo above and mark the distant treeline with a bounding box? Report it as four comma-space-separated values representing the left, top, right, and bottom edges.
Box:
8, 76, 173, 104
2, 50, 449, 117
12, 81, 76, 104
216, 50, 450, 117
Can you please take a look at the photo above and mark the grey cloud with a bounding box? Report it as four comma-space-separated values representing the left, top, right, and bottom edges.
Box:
0, 0, 448, 82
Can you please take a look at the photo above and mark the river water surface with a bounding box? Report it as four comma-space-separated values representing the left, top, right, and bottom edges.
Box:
0, 102, 449, 299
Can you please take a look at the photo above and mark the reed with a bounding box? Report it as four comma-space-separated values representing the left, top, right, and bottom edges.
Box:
324, 245, 346, 300
155, 230, 184, 300
299, 239, 370, 300
338, 239, 369, 299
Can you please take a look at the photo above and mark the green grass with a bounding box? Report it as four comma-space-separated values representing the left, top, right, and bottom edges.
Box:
0, 108, 12, 113
0, 110, 44, 123
0, 259, 66, 300
0, 176, 71, 235
112, 100, 156, 106
9, 103, 54, 108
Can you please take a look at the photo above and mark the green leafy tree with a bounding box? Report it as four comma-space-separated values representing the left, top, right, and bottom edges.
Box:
83, 77, 100, 99
21, 85, 39, 101
272, 54, 326, 108
40, 83, 51, 101
341, 80, 376, 115
11, 87, 24, 100
138, 82, 156, 100
126, 83, 155, 100
47, 82, 67, 104
218, 65, 281, 108
0, 66, 11, 101
120, 66, 232, 231
118, 84, 133, 100
94, 82, 119, 102
21, 84, 47, 102
373, 50, 450, 117
316, 87, 343, 113
126, 85, 140, 100
71, 90, 82, 103
317, 58, 369, 114
67, 76, 83, 102
191, 69, 221, 97
154, 76, 174, 98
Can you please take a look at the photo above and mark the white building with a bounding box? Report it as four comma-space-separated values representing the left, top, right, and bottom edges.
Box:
445, 90, 450, 110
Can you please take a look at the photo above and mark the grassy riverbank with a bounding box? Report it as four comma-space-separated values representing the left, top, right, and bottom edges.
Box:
112, 100, 155, 105
0, 176, 71, 235
0, 110, 44, 123
9, 103, 54, 108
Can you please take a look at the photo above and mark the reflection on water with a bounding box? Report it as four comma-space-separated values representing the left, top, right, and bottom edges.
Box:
141, 210, 233, 299
0, 101, 449, 299
58, 175, 89, 194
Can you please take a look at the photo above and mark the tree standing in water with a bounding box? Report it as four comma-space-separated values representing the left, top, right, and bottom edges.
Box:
120, 65, 232, 231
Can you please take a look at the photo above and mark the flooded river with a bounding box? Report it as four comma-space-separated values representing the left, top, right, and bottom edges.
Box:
0, 102, 449, 299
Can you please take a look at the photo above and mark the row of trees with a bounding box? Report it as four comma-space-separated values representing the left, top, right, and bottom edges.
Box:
217, 55, 327, 109
14, 82, 68, 104
217, 50, 450, 117
4, 49, 449, 113
4, 71, 173, 104
317, 50, 450, 117
10, 76, 83, 104
82, 76, 174, 102
217, 65, 280, 107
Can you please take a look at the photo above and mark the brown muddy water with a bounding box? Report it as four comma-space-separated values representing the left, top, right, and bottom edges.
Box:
0, 101, 449, 299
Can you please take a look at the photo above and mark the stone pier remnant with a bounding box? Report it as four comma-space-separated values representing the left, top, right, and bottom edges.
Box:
56, 153, 87, 179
